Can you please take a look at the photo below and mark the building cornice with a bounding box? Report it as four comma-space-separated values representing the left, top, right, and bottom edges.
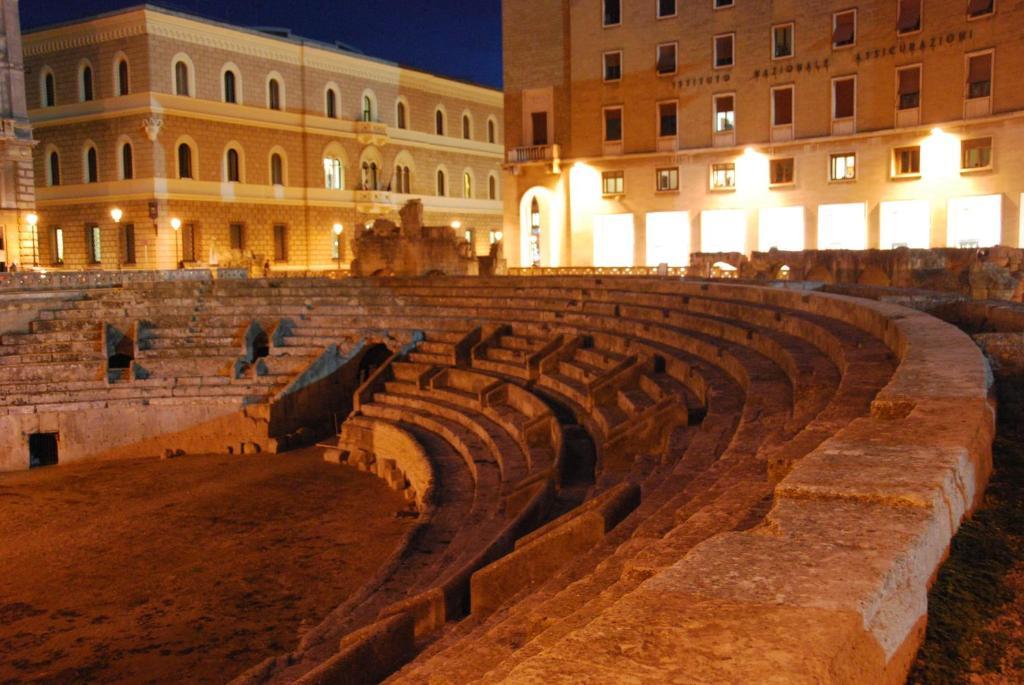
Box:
23, 7, 503, 107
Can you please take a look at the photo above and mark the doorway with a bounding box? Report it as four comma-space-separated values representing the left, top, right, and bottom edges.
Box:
29, 433, 59, 469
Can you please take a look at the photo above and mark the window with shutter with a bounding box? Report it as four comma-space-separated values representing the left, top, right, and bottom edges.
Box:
897, 0, 921, 34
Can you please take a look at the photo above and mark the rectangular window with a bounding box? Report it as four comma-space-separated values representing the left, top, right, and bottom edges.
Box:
658, 0, 676, 18
657, 43, 678, 75
181, 223, 197, 262
714, 0, 735, 8
772, 86, 794, 126
602, 170, 624, 195
603, 51, 622, 82
273, 224, 288, 261
770, 158, 795, 186
229, 222, 245, 250
714, 94, 735, 132
122, 224, 136, 264
968, 0, 995, 18
714, 34, 734, 68
656, 167, 679, 192
710, 163, 736, 191
531, 111, 549, 146
86, 224, 101, 264
50, 226, 64, 264
604, 107, 623, 142
658, 101, 678, 137
833, 77, 856, 119
833, 10, 857, 48
967, 52, 993, 99
830, 153, 857, 181
897, 66, 921, 109
898, 0, 922, 34
604, 0, 621, 26
892, 146, 921, 177
772, 23, 794, 59
961, 137, 993, 170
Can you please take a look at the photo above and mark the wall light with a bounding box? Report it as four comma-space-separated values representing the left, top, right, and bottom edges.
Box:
171, 217, 182, 231
110, 208, 123, 224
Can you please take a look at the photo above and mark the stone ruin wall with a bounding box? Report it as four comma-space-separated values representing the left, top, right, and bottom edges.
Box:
690, 245, 1024, 301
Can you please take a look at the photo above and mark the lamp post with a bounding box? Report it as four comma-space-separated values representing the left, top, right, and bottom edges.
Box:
25, 212, 39, 267
171, 217, 181, 267
332, 223, 344, 272
110, 208, 123, 270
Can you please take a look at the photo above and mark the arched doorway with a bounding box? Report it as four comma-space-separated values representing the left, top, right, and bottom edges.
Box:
519, 186, 556, 268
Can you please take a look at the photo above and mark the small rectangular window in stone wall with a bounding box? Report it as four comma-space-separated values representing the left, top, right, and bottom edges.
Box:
273, 224, 288, 262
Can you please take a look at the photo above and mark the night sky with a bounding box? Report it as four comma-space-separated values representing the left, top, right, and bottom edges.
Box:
20, 0, 504, 89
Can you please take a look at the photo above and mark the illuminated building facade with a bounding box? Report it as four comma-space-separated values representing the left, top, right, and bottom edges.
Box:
23, 5, 503, 271
502, 0, 1024, 268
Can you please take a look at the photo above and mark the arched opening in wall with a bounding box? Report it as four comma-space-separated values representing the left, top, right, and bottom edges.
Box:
116, 58, 130, 96
178, 142, 194, 179
712, 261, 739, 279
519, 187, 555, 268
488, 174, 498, 200
174, 59, 191, 96
224, 70, 237, 103
462, 113, 472, 140
121, 142, 134, 180
358, 343, 392, 384
47, 150, 61, 186
435, 108, 445, 135
271, 152, 284, 186
326, 88, 337, 118
85, 146, 99, 183
79, 62, 94, 102
322, 143, 346, 190
487, 118, 497, 144
42, 69, 56, 107
857, 267, 891, 287
396, 99, 407, 129
436, 168, 447, 196
362, 92, 376, 122
775, 264, 791, 280
268, 78, 282, 110
226, 148, 241, 183
463, 171, 473, 198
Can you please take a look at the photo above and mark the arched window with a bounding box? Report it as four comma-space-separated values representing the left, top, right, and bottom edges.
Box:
324, 157, 343, 190
462, 114, 472, 139
268, 79, 281, 110
488, 119, 497, 144
403, 166, 411, 194
224, 70, 237, 103
81, 65, 94, 102
178, 143, 193, 179
362, 95, 373, 122
361, 161, 379, 190
463, 172, 472, 198
394, 165, 403, 192
85, 146, 98, 183
326, 89, 337, 118
48, 150, 61, 186
174, 60, 190, 96
436, 168, 446, 196
226, 148, 241, 182
117, 59, 130, 96
396, 101, 407, 129
488, 174, 497, 200
122, 143, 134, 180
43, 71, 56, 107
271, 153, 284, 185
435, 109, 445, 135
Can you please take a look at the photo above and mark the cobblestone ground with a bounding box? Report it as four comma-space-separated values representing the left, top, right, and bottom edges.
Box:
0, 448, 414, 685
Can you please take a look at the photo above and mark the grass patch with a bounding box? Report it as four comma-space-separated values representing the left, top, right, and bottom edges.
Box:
908, 380, 1024, 683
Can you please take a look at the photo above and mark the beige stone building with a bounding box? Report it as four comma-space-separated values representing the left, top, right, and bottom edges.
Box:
502, 0, 1024, 268
23, 5, 504, 271
0, 0, 36, 269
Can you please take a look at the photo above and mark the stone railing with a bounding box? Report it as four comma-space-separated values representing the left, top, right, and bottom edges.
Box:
0, 268, 249, 291
507, 144, 560, 164
508, 265, 687, 277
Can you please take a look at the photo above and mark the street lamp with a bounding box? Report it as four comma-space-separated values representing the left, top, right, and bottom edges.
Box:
110, 208, 123, 270
25, 213, 39, 267
171, 217, 182, 267
332, 223, 344, 272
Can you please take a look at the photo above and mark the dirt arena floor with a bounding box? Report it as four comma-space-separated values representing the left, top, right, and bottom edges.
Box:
0, 449, 415, 685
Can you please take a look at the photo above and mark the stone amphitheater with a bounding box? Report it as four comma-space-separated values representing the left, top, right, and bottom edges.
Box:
0, 272, 996, 684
